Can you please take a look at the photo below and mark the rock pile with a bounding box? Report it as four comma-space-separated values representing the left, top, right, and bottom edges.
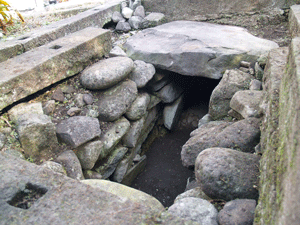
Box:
112, 0, 166, 32
169, 60, 266, 224
4, 56, 186, 186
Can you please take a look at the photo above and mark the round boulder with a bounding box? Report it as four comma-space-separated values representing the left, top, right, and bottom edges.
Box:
218, 199, 257, 225
195, 147, 260, 201
168, 197, 218, 225
128, 60, 155, 88
80, 57, 134, 90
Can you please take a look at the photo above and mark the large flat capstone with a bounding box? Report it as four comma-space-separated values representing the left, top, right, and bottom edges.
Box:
0, 27, 111, 111
124, 21, 279, 79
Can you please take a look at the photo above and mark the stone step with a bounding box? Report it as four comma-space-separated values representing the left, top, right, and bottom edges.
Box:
0, 0, 122, 63
0, 27, 111, 111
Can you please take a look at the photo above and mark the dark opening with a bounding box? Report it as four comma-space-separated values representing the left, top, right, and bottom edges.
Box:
50, 45, 62, 50
131, 70, 220, 207
103, 20, 116, 30
7, 183, 48, 210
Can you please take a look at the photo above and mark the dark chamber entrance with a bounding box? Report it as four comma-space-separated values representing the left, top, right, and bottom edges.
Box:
131, 72, 219, 207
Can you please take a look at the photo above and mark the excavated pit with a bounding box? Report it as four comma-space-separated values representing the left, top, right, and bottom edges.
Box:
131, 72, 220, 207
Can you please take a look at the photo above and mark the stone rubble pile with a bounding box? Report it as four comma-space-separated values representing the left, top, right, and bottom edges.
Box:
167, 59, 266, 224
112, 0, 166, 32
4, 55, 186, 187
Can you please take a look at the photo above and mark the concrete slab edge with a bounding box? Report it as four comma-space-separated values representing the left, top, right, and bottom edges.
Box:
0, 27, 111, 111
0, 0, 122, 63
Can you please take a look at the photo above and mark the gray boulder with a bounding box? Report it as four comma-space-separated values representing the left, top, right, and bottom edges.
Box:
112, 11, 125, 23
124, 21, 278, 79
16, 114, 58, 158
74, 93, 85, 107
95, 146, 128, 179
99, 117, 130, 159
97, 80, 138, 121
209, 69, 253, 120
141, 12, 166, 28
129, 16, 143, 30
54, 150, 84, 180
43, 100, 56, 115
230, 90, 264, 119
218, 199, 256, 225
56, 116, 101, 148
116, 21, 131, 32
80, 57, 134, 90
134, 5, 145, 18
122, 7, 133, 19
195, 148, 260, 201
0, 152, 164, 224
51, 88, 65, 102
181, 118, 260, 168
168, 197, 218, 225
8, 102, 44, 123
129, 60, 156, 88
249, 79, 262, 90
174, 187, 212, 203
125, 92, 150, 121
155, 82, 183, 103
163, 95, 184, 130
109, 46, 127, 57
41, 161, 67, 175
76, 140, 104, 170
82, 179, 165, 213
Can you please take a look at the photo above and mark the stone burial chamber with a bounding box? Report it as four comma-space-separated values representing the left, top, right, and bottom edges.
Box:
0, 1, 290, 222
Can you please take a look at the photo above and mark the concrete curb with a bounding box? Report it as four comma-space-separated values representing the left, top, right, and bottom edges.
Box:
0, 0, 122, 63
0, 27, 111, 111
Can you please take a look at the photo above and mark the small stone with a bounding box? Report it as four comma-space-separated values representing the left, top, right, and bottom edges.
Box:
112, 11, 125, 23
218, 199, 257, 225
125, 92, 150, 121
134, 5, 145, 18
255, 62, 264, 81
129, 60, 155, 88
61, 85, 75, 94
132, 0, 141, 11
240, 61, 251, 68
51, 88, 65, 102
133, 154, 142, 162
116, 21, 132, 32
122, 7, 133, 19
168, 197, 218, 225
109, 46, 127, 57
250, 79, 262, 90
140, 13, 166, 28
75, 93, 85, 107
43, 100, 56, 115
41, 161, 67, 175
8, 102, 44, 123
56, 116, 101, 148
54, 150, 84, 180
67, 107, 81, 116
128, 16, 143, 30
83, 94, 93, 105
0, 133, 6, 149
